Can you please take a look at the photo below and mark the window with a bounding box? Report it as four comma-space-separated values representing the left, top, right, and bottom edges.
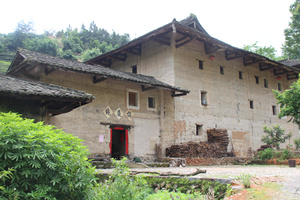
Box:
148, 97, 155, 109
249, 100, 254, 109
255, 76, 259, 84
264, 79, 268, 88
239, 71, 243, 79
127, 89, 140, 109
272, 106, 277, 115
198, 60, 203, 70
131, 65, 137, 74
200, 91, 207, 106
220, 66, 224, 75
196, 124, 203, 136
278, 83, 282, 91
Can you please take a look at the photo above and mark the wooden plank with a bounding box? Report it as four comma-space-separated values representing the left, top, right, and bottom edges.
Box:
93, 76, 107, 84
141, 85, 155, 91
176, 36, 195, 48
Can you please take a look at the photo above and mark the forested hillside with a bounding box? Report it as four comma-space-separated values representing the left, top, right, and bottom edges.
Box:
0, 21, 130, 72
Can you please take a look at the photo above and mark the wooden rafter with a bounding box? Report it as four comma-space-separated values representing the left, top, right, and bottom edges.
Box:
124, 44, 141, 56
171, 91, 188, 97
225, 50, 245, 60
273, 68, 288, 75
243, 56, 262, 66
45, 67, 55, 75
141, 85, 155, 91
259, 63, 275, 71
152, 37, 171, 46
93, 76, 107, 84
95, 58, 111, 67
204, 43, 221, 55
176, 36, 195, 48
287, 73, 299, 80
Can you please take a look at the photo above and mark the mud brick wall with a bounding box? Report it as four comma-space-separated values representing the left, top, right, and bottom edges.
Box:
166, 129, 229, 158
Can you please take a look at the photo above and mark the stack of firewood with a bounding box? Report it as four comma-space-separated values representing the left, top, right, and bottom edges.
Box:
207, 129, 229, 155
166, 129, 230, 158
166, 141, 227, 158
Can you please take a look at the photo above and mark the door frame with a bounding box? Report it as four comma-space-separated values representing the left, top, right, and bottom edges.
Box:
109, 126, 128, 156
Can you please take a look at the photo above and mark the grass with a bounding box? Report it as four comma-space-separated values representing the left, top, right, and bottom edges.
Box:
245, 182, 283, 199
0, 60, 10, 73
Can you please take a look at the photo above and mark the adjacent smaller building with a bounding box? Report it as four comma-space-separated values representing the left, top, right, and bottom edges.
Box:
0, 73, 94, 121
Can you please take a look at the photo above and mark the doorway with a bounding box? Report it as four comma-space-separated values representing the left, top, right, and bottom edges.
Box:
110, 127, 128, 160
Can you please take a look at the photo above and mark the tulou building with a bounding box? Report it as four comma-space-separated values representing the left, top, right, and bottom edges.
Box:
5, 15, 300, 160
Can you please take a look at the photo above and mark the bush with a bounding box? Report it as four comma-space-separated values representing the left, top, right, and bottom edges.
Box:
295, 137, 300, 150
258, 148, 275, 160
0, 112, 97, 199
280, 149, 294, 160
241, 173, 251, 188
261, 125, 291, 150
96, 157, 150, 200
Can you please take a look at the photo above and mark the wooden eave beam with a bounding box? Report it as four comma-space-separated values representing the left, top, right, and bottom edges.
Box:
141, 85, 155, 91
176, 35, 188, 43
93, 76, 107, 84
95, 58, 111, 67
123, 45, 141, 56
45, 67, 55, 75
273, 68, 288, 75
287, 73, 299, 80
108, 53, 127, 61
151, 37, 171, 46
225, 50, 245, 60
243, 56, 262, 66
259, 63, 275, 71
204, 43, 222, 55
171, 91, 188, 97
176, 36, 195, 48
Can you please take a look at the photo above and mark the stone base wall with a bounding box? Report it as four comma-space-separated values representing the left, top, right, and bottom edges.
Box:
186, 157, 253, 166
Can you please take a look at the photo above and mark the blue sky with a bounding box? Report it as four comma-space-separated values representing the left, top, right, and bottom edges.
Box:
1, 0, 295, 55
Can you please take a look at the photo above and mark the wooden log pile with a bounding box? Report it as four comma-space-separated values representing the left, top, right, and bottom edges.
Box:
166, 129, 229, 158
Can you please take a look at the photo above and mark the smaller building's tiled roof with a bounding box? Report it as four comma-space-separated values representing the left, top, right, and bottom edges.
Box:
0, 73, 94, 101
8, 48, 189, 94
279, 59, 300, 68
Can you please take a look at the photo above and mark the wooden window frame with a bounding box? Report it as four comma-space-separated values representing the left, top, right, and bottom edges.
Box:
126, 89, 140, 110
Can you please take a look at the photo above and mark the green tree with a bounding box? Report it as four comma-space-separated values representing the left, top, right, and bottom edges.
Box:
0, 112, 97, 199
283, 0, 300, 59
261, 124, 292, 150
274, 79, 300, 126
81, 48, 102, 62
242, 42, 285, 61
24, 37, 58, 56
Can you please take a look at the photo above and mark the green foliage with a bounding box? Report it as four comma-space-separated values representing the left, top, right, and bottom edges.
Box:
294, 137, 300, 150
144, 176, 230, 200
0, 61, 10, 73
261, 124, 292, 149
240, 173, 252, 188
24, 37, 58, 56
0, 21, 130, 63
274, 79, 300, 127
258, 148, 275, 160
283, 0, 300, 59
96, 157, 150, 200
280, 149, 294, 160
0, 112, 97, 199
242, 42, 285, 61
81, 48, 102, 62
145, 190, 205, 200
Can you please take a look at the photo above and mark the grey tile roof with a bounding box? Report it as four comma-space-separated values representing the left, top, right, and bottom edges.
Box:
0, 73, 94, 101
8, 48, 189, 94
279, 59, 300, 68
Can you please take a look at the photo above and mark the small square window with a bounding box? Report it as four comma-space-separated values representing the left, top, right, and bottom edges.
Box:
127, 89, 140, 109
148, 97, 155, 109
249, 100, 254, 109
131, 65, 137, 74
272, 106, 277, 115
198, 60, 203, 70
264, 79, 268, 88
239, 71, 243, 79
278, 83, 282, 91
255, 76, 259, 84
220, 66, 224, 75
196, 124, 203, 136
201, 91, 207, 106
